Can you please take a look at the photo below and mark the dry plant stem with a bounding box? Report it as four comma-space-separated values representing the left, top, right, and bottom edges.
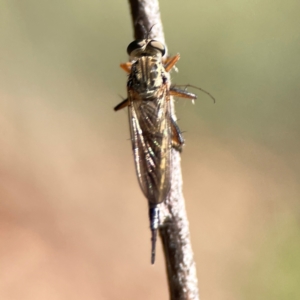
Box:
128, 0, 165, 43
127, 0, 199, 299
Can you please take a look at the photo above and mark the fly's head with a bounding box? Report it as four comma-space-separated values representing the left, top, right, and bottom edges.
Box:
127, 39, 169, 99
127, 38, 165, 59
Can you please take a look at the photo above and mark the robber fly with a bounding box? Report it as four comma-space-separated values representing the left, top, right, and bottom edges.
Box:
114, 36, 200, 264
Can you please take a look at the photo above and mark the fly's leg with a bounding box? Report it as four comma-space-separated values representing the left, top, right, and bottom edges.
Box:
115, 62, 132, 111
114, 98, 129, 111
171, 117, 185, 152
115, 62, 131, 111
168, 87, 197, 151
171, 84, 215, 103
120, 62, 132, 73
170, 86, 197, 102
164, 54, 180, 72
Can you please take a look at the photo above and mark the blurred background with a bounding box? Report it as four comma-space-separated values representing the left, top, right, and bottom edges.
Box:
0, 0, 299, 299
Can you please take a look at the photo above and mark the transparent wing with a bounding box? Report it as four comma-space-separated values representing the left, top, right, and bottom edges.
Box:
128, 88, 172, 204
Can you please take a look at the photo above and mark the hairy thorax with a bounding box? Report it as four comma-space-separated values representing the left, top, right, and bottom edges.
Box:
128, 56, 169, 100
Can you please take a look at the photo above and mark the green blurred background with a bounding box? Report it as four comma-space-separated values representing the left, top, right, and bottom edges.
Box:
0, 0, 299, 299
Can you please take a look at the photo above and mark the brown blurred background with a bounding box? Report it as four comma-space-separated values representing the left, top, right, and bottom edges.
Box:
0, 0, 300, 299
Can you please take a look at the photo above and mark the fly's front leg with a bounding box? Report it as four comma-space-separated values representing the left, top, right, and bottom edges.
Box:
164, 54, 180, 72
120, 62, 132, 73
115, 62, 132, 110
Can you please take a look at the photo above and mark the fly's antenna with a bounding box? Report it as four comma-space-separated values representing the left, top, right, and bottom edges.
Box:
191, 85, 216, 103
146, 24, 155, 41
134, 18, 147, 39
134, 18, 155, 41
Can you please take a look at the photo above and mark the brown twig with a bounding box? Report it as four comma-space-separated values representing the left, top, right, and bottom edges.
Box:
128, 0, 165, 43
127, 1, 200, 299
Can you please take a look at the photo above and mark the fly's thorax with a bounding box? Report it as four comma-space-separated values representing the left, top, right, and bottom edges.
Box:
128, 56, 170, 99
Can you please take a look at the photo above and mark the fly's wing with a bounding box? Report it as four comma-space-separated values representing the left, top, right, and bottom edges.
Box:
128, 88, 172, 204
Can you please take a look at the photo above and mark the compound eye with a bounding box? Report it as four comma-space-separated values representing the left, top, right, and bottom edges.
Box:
148, 40, 165, 56
127, 39, 147, 55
